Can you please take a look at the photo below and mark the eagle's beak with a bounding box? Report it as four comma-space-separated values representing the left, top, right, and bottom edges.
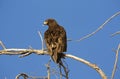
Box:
43, 21, 48, 25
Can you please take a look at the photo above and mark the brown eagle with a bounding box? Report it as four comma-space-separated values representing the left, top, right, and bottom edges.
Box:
43, 18, 67, 63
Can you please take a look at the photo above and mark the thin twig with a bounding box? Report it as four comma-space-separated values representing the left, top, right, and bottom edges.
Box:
111, 31, 120, 37
19, 52, 32, 58
77, 11, 120, 41
38, 31, 44, 51
0, 41, 6, 49
111, 44, 120, 79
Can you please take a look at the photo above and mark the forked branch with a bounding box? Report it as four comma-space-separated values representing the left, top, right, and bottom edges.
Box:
78, 11, 120, 41
0, 44, 107, 79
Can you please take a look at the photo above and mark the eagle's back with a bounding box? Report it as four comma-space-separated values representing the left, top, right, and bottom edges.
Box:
44, 25, 67, 63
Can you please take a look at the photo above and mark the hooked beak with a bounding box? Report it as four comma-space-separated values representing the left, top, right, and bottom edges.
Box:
43, 21, 48, 25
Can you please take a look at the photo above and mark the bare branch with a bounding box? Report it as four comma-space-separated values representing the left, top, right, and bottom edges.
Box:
0, 40, 48, 56
77, 11, 120, 41
66, 54, 107, 79
0, 48, 107, 79
0, 40, 107, 79
111, 31, 120, 37
0, 48, 48, 56
111, 44, 120, 79
0, 47, 107, 79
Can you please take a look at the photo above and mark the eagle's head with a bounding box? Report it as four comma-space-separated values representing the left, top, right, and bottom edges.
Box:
43, 18, 58, 27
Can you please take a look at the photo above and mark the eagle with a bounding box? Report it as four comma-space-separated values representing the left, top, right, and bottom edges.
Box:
43, 18, 67, 63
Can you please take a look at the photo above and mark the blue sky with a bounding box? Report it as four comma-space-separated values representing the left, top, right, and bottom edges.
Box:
0, 0, 120, 79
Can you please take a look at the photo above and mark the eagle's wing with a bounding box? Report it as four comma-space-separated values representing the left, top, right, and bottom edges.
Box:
44, 30, 53, 56
44, 26, 67, 63
51, 26, 67, 63
56, 26, 67, 53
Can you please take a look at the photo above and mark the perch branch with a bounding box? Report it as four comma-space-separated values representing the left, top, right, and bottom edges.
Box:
111, 44, 120, 79
66, 54, 107, 79
77, 11, 120, 41
0, 41, 107, 79
0, 48, 48, 56
0, 48, 107, 79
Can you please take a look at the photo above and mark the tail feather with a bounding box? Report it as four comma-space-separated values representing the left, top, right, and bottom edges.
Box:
52, 52, 65, 63
52, 52, 58, 63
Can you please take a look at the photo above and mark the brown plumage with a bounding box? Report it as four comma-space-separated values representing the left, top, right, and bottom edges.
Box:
43, 18, 67, 63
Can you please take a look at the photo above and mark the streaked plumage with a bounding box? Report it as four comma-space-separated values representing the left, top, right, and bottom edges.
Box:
43, 18, 67, 63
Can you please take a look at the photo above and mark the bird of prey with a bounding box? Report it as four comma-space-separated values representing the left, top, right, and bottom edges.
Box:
43, 18, 67, 63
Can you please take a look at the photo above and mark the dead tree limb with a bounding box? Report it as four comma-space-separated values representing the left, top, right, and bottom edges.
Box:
111, 44, 120, 79
0, 48, 48, 56
77, 11, 120, 41
66, 54, 107, 79
0, 48, 107, 79
0, 40, 107, 79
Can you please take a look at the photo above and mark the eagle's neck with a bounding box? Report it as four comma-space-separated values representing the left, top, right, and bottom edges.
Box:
48, 24, 58, 30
